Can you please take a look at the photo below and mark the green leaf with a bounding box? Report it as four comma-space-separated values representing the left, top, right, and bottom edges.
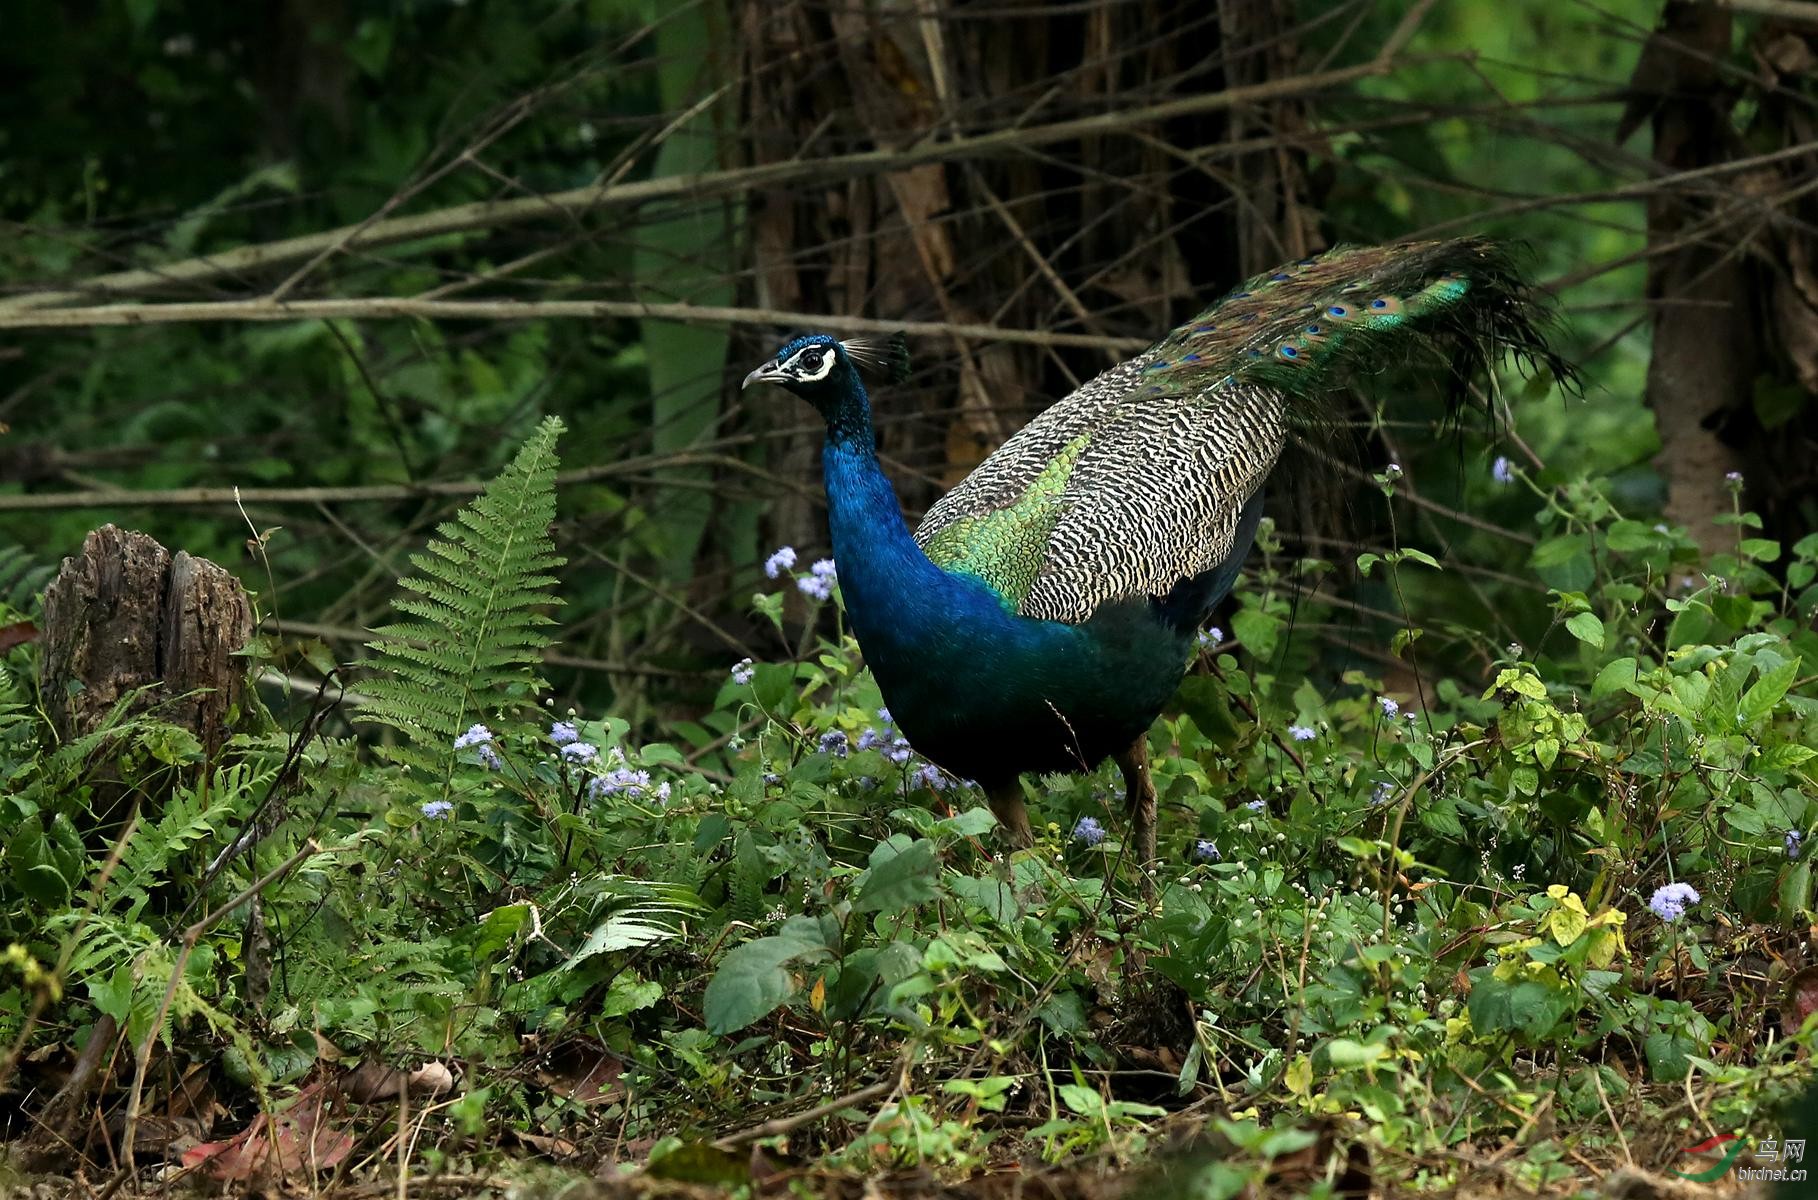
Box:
1396, 548, 1442, 571
1605, 521, 1659, 553
1325, 1038, 1388, 1069
1591, 657, 1639, 700
1781, 863, 1812, 921
935, 807, 1000, 840
702, 918, 832, 1035
1739, 657, 1801, 725
1645, 1030, 1693, 1082
855, 838, 939, 914
647, 1142, 749, 1185
1564, 612, 1605, 649
751, 662, 795, 714
1231, 607, 1283, 663
1174, 677, 1241, 749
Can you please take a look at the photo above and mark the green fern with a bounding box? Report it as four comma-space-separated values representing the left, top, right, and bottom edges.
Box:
0, 541, 52, 614
361, 417, 566, 791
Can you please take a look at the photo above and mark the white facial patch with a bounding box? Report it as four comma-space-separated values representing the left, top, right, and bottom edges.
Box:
784, 345, 835, 382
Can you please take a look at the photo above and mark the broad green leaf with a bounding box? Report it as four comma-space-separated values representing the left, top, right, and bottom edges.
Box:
702, 918, 832, 1034
1740, 657, 1801, 725
1564, 612, 1605, 648
855, 838, 939, 914
1591, 656, 1639, 700
1231, 607, 1283, 663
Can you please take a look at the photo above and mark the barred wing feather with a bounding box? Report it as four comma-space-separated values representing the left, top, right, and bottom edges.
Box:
913, 238, 1567, 625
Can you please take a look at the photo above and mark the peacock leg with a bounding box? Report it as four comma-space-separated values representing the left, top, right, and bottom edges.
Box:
987, 780, 1035, 848
1115, 737, 1158, 870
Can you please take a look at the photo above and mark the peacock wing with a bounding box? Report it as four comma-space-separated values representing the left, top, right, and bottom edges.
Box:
914, 238, 1566, 624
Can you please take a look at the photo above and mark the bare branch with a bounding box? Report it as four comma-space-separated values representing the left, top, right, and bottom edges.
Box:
0, 295, 1151, 349
0, 56, 1423, 313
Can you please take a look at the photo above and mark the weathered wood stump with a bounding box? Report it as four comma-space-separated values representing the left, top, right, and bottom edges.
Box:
40, 524, 253, 758
22, 526, 254, 1164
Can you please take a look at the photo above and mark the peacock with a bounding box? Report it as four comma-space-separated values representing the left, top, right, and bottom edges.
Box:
742, 237, 1570, 864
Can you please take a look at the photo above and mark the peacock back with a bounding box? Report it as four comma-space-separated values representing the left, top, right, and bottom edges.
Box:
914, 237, 1567, 625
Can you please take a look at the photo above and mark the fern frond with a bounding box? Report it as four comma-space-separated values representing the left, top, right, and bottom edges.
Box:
360, 417, 566, 791
0, 542, 53, 614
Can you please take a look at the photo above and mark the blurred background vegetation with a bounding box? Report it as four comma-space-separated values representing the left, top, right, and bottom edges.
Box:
2, 0, 1814, 732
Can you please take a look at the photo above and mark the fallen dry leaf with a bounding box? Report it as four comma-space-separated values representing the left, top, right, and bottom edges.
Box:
344, 1059, 457, 1104
180, 1079, 353, 1183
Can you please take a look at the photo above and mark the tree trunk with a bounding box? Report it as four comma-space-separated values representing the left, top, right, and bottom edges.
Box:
40, 524, 253, 781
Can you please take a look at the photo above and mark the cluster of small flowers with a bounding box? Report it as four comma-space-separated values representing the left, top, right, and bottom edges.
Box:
915, 762, 951, 792
1072, 816, 1106, 847
1491, 455, 1515, 485
1648, 882, 1700, 922
1371, 780, 1395, 805
588, 766, 658, 800
1193, 839, 1219, 863
797, 558, 838, 601
561, 741, 599, 764
1288, 723, 1316, 742
854, 707, 913, 763
1195, 626, 1224, 651
1788, 829, 1804, 860
1377, 696, 1399, 718
763, 545, 798, 579
818, 730, 849, 759
730, 658, 756, 686
420, 799, 454, 820
1725, 470, 1744, 487
453, 723, 501, 770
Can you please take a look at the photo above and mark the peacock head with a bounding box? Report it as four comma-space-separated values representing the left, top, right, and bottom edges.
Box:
741, 332, 910, 422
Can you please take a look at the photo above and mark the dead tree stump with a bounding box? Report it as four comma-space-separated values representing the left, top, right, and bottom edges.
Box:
40, 524, 253, 759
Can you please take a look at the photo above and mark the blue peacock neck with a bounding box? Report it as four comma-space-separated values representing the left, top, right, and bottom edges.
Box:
815, 373, 957, 662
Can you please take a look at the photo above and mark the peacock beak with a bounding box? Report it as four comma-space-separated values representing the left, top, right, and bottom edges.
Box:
741, 363, 787, 390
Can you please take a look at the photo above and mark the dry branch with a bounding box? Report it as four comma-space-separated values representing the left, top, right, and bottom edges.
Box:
0, 57, 1417, 313
0, 296, 1150, 348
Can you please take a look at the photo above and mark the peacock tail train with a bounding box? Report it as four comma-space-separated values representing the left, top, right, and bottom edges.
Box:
914, 236, 1572, 628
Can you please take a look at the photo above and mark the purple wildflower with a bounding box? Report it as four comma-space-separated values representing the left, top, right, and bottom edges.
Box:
797, 559, 838, 601
1725, 470, 1744, 486
1788, 830, 1804, 860
1193, 839, 1220, 862
549, 721, 580, 746
1648, 882, 1700, 922
1371, 780, 1395, 805
1288, 724, 1316, 742
587, 766, 651, 800
730, 658, 755, 685
819, 730, 849, 758
1378, 697, 1399, 719
1491, 456, 1515, 485
453, 724, 493, 750
561, 742, 599, 764
915, 762, 948, 791
764, 545, 798, 579
420, 800, 454, 820
475, 744, 502, 771
1073, 816, 1106, 847
1197, 626, 1224, 651
1245, 798, 1267, 812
